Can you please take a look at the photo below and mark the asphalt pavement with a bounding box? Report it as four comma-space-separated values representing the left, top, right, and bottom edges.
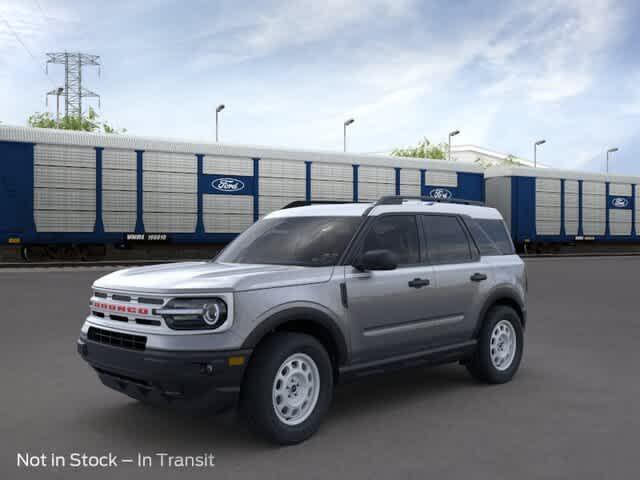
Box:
1, 257, 639, 479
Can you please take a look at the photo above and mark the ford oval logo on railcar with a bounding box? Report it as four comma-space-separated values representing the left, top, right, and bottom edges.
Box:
428, 188, 453, 200
211, 178, 245, 192
611, 197, 629, 208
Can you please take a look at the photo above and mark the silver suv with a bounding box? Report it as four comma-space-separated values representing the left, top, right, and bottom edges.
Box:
78, 196, 526, 444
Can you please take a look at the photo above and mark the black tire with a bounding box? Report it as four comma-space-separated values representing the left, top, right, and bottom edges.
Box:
466, 305, 523, 384
241, 332, 333, 445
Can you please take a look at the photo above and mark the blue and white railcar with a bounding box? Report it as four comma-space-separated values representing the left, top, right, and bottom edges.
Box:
485, 166, 640, 248
0, 125, 485, 253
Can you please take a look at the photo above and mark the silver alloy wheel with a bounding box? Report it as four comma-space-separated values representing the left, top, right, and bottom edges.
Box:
490, 320, 517, 371
272, 353, 321, 426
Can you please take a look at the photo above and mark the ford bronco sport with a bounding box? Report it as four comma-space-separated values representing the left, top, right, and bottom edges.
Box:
78, 196, 526, 444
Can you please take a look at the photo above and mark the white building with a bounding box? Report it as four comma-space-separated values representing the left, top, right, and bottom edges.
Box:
450, 144, 547, 168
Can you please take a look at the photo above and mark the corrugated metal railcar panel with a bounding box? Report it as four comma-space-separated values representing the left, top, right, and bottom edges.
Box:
103, 190, 136, 212
425, 170, 457, 187
103, 169, 136, 191
564, 193, 579, 208
400, 169, 421, 186
311, 180, 352, 201
358, 166, 395, 184
536, 191, 561, 207
144, 192, 197, 213
582, 195, 606, 209
143, 151, 196, 173
103, 212, 136, 232
260, 159, 306, 179
203, 213, 253, 233
204, 156, 253, 176
565, 221, 578, 235
565, 180, 579, 194
536, 206, 561, 222
536, 221, 560, 235
312, 163, 352, 181
535, 178, 560, 193
399, 183, 421, 196
143, 171, 196, 193
34, 188, 95, 211
143, 213, 197, 232
260, 177, 306, 198
102, 149, 136, 170
582, 181, 606, 195
636, 189, 640, 234
34, 165, 96, 190
609, 209, 632, 235
583, 222, 605, 236
34, 144, 95, 168
359, 182, 396, 201
203, 195, 253, 215
609, 183, 632, 196
34, 211, 95, 232
259, 196, 303, 215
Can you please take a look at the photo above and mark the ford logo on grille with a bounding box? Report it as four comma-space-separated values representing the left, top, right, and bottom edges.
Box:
611, 197, 629, 208
211, 178, 245, 192
428, 188, 453, 200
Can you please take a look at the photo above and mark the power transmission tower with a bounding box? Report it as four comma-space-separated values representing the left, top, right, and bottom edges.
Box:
45, 52, 101, 119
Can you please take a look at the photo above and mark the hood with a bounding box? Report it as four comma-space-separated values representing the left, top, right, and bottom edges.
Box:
93, 261, 334, 294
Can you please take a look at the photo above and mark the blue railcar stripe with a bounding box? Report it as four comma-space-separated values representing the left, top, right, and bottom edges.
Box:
420, 169, 426, 196
135, 150, 144, 233
353, 164, 359, 202
196, 154, 205, 234
94, 147, 104, 234
305, 161, 312, 201
633, 184, 637, 237
605, 182, 610, 237
560, 178, 565, 238
578, 180, 583, 236
395, 168, 401, 195
253, 158, 260, 222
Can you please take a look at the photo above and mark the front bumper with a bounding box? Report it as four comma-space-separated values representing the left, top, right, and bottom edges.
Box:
77, 334, 251, 411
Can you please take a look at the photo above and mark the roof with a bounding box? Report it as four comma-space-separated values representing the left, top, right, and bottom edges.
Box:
265, 201, 503, 220
485, 165, 640, 184
0, 124, 484, 173
452, 144, 545, 168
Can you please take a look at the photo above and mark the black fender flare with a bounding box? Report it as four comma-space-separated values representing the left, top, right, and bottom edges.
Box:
474, 286, 526, 336
241, 306, 350, 365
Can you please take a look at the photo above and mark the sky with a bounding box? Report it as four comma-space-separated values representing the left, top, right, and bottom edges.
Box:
1, 0, 639, 174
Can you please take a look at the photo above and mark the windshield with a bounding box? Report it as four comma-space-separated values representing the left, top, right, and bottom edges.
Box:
216, 216, 362, 267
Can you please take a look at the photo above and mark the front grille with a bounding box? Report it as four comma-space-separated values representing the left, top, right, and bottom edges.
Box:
88, 327, 147, 351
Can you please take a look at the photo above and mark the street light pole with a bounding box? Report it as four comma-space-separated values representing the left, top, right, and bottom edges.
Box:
606, 147, 619, 173
448, 130, 460, 161
534, 139, 546, 167
343, 118, 354, 152
215, 104, 225, 142
55, 87, 64, 127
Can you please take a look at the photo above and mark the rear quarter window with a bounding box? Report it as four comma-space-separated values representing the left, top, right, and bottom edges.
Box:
466, 218, 515, 256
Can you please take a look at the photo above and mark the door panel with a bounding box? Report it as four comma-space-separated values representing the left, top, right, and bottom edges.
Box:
345, 265, 437, 362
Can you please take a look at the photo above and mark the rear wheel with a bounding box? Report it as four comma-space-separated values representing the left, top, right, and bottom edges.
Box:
467, 305, 523, 384
241, 332, 333, 444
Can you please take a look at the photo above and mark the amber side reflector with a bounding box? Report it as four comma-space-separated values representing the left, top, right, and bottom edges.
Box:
228, 356, 245, 366
8, 237, 21, 244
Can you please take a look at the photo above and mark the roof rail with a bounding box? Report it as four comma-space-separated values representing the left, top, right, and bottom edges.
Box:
375, 195, 485, 207
282, 200, 358, 209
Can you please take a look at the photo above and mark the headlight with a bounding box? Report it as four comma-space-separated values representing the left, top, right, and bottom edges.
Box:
157, 298, 229, 331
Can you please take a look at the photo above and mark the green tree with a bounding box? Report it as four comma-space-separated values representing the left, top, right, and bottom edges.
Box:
391, 138, 447, 160
27, 107, 126, 134
474, 153, 525, 169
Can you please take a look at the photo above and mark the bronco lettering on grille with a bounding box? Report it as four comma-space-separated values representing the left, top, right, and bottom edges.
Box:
91, 301, 150, 315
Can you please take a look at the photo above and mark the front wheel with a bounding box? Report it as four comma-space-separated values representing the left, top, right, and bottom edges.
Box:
241, 332, 333, 444
466, 305, 523, 384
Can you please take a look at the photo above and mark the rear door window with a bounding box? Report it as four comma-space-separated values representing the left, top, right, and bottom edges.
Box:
466, 218, 515, 255
360, 215, 420, 265
421, 215, 473, 264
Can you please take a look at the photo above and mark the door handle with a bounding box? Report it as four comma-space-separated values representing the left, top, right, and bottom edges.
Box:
470, 273, 487, 282
408, 278, 430, 288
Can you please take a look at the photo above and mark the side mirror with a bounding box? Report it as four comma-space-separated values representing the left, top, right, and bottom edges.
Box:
354, 249, 398, 271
